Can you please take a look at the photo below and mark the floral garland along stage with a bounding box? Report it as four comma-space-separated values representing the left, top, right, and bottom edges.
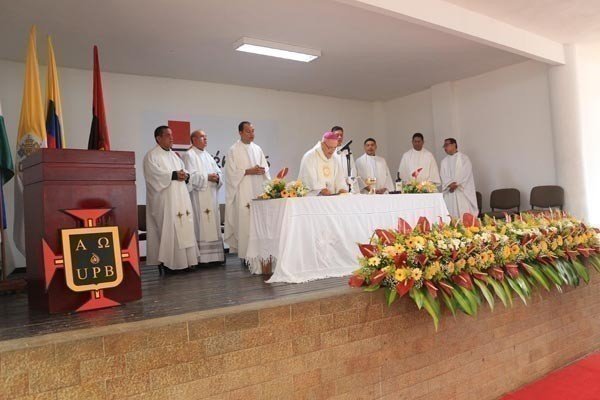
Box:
349, 211, 600, 330
259, 167, 309, 199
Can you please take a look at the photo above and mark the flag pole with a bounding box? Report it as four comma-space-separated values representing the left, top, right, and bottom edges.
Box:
0, 190, 26, 293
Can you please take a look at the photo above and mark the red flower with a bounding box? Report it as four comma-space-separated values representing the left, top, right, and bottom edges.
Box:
375, 229, 395, 246
370, 270, 387, 286
416, 216, 431, 233
396, 279, 415, 297
424, 281, 438, 298
358, 244, 378, 258
451, 272, 473, 290
394, 252, 408, 267
348, 275, 365, 287
505, 264, 520, 279
276, 167, 289, 180
411, 168, 423, 179
398, 218, 412, 235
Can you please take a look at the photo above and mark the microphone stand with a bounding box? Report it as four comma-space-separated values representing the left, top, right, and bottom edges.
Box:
345, 148, 352, 193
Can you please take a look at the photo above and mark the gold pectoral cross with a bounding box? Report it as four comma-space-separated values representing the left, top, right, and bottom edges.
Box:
246, 203, 250, 209
186, 210, 191, 216
177, 211, 183, 220
204, 208, 211, 216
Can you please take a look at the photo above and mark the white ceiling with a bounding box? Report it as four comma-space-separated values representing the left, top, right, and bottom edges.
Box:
444, 0, 600, 44
0, 0, 527, 101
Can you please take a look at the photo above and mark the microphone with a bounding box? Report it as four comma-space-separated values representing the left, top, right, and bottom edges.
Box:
339, 140, 352, 153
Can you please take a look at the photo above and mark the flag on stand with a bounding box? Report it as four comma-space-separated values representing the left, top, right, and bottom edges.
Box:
13, 26, 47, 258
0, 102, 15, 230
87, 45, 110, 150
45, 36, 65, 149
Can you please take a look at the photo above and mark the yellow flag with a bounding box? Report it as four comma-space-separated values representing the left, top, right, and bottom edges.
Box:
46, 36, 65, 148
13, 26, 47, 256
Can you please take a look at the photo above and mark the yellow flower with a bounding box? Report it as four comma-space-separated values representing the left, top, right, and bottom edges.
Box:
470, 226, 480, 233
557, 236, 564, 246
281, 190, 290, 198
393, 243, 406, 253
550, 241, 558, 251
502, 246, 511, 259
540, 241, 549, 251
406, 238, 416, 248
481, 252, 489, 264
446, 262, 455, 274
368, 257, 381, 267
456, 259, 466, 270
395, 268, 410, 282
288, 190, 297, 198
511, 245, 520, 256
467, 257, 476, 267
411, 268, 423, 280
425, 262, 441, 280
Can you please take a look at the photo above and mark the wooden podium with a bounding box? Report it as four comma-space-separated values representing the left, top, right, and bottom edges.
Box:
23, 149, 141, 313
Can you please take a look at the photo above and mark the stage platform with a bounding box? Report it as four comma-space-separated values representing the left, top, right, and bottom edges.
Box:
1, 259, 600, 399
0, 255, 345, 342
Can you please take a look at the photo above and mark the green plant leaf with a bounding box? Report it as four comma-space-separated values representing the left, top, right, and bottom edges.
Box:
515, 275, 532, 297
506, 277, 528, 305
440, 291, 457, 317
363, 284, 381, 292
451, 286, 474, 316
474, 279, 495, 311
459, 287, 480, 316
572, 259, 590, 284
522, 263, 550, 291
385, 287, 398, 306
541, 264, 562, 286
422, 290, 441, 331
409, 287, 424, 309
501, 279, 514, 307
487, 278, 509, 308
588, 256, 600, 273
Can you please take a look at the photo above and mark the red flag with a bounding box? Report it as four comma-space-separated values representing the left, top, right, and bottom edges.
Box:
87, 45, 110, 150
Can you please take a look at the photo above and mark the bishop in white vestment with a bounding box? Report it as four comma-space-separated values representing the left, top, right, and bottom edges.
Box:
143, 126, 198, 272
298, 132, 348, 196
224, 121, 270, 260
398, 133, 441, 184
182, 130, 225, 264
355, 138, 394, 194
440, 138, 478, 218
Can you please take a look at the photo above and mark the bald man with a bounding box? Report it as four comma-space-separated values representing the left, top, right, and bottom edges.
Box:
182, 130, 225, 264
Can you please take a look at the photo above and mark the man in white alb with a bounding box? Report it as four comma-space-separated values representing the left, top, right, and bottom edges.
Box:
332, 126, 359, 194
440, 137, 478, 218
298, 131, 349, 196
355, 137, 394, 194
182, 130, 225, 264
224, 121, 270, 260
143, 126, 198, 274
398, 133, 441, 185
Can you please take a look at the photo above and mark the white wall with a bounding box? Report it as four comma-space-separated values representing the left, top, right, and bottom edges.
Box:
382, 61, 557, 213
0, 59, 376, 268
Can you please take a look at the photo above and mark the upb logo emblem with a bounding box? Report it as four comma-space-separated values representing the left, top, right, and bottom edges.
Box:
61, 226, 124, 292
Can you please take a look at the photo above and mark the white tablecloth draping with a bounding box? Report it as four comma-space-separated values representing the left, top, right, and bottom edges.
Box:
246, 193, 450, 283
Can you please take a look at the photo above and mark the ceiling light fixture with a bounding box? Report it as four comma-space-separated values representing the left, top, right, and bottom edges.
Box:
234, 37, 320, 63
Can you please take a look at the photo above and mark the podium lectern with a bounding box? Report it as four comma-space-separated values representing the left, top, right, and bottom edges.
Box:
23, 149, 141, 313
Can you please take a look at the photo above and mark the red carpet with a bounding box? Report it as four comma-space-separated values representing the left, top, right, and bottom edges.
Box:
503, 352, 600, 400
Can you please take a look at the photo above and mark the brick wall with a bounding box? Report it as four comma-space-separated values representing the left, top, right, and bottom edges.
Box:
2, 272, 600, 400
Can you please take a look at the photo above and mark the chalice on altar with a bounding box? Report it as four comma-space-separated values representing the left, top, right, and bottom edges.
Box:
365, 177, 377, 194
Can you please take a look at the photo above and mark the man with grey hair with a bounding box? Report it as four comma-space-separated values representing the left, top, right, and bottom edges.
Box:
182, 130, 225, 264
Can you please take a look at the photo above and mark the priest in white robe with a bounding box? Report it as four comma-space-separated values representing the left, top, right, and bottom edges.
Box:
298, 131, 348, 196
355, 137, 394, 194
182, 130, 225, 264
224, 121, 270, 260
332, 126, 359, 194
143, 126, 198, 273
398, 133, 441, 185
440, 138, 478, 218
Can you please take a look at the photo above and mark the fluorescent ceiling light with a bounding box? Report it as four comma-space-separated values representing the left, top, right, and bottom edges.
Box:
234, 37, 320, 63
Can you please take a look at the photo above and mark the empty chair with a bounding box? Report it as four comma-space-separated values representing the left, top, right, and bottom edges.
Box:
476, 191, 483, 218
485, 188, 520, 219
530, 185, 564, 211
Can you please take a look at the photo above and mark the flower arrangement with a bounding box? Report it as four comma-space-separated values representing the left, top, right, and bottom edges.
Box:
349, 211, 600, 330
402, 168, 438, 193
259, 167, 309, 199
